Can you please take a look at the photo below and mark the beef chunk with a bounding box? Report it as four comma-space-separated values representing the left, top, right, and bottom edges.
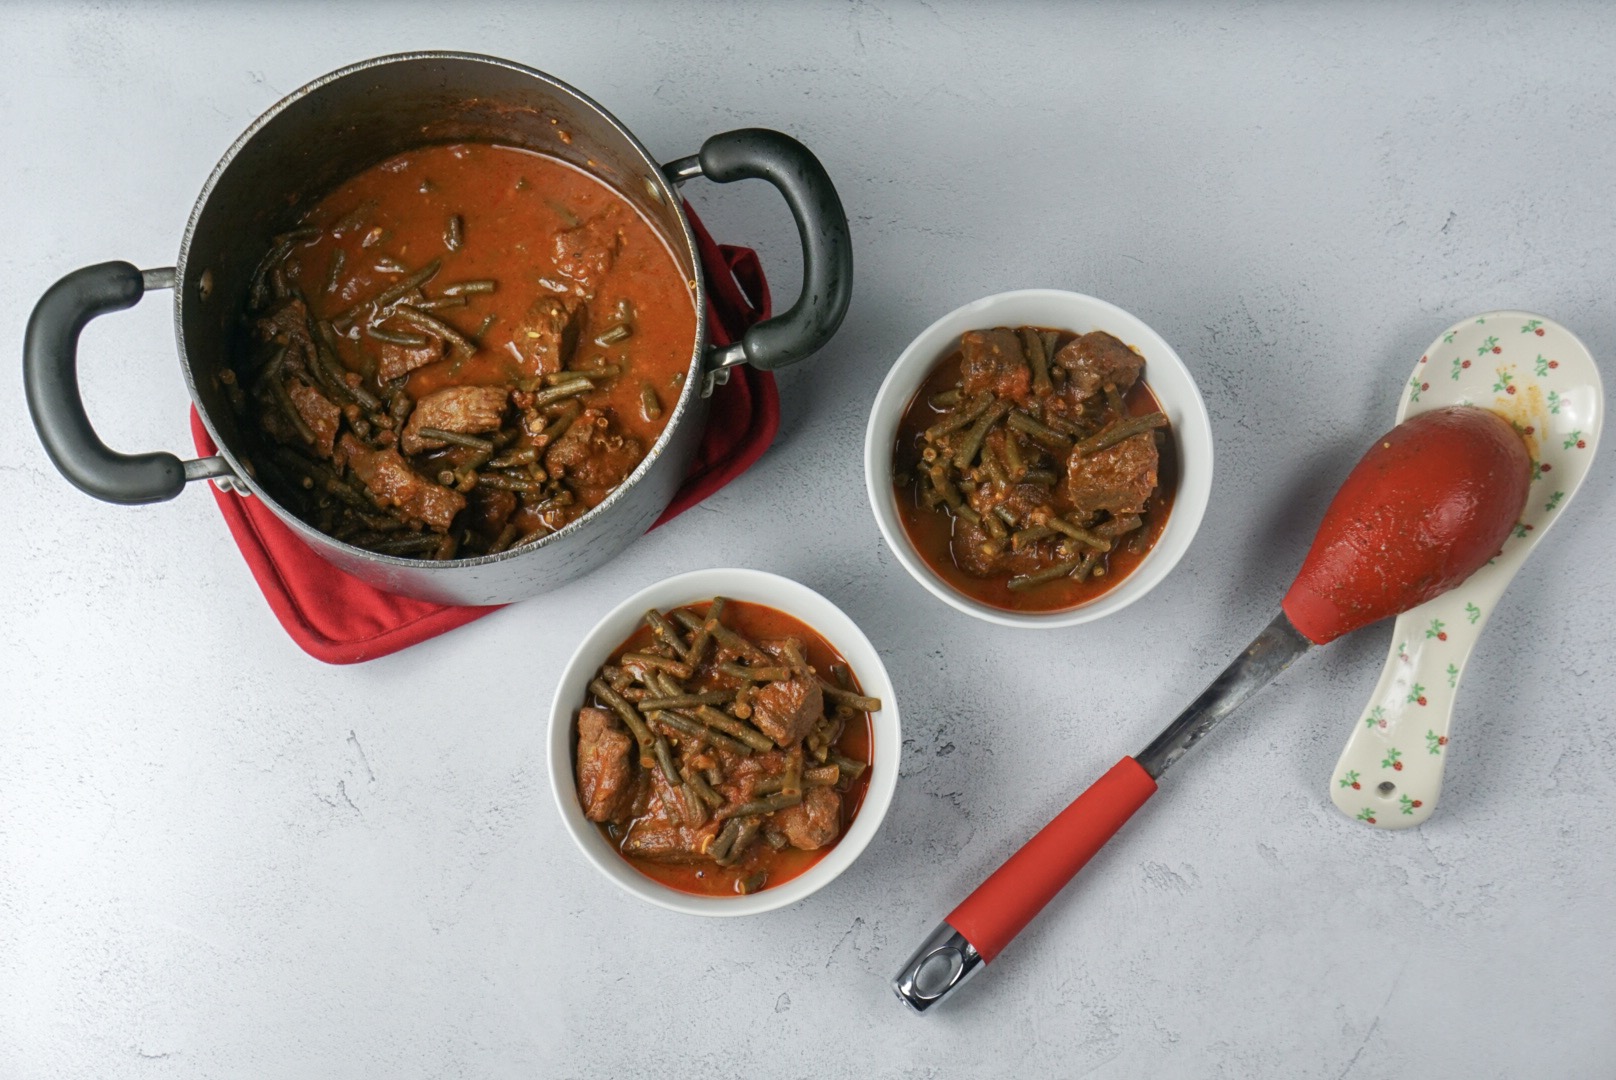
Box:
950, 515, 1056, 578
576, 707, 637, 822
286, 379, 341, 457
1065, 431, 1159, 515
749, 674, 824, 747
775, 786, 842, 850
338, 434, 466, 529
543, 409, 642, 493
376, 337, 444, 383
401, 386, 509, 454
513, 295, 585, 377
959, 329, 1031, 405
1052, 331, 1144, 404
254, 296, 315, 349
619, 780, 711, 863
552, 217, 620, 292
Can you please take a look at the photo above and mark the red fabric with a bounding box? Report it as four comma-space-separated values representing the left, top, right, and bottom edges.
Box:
190, 206, 776, 664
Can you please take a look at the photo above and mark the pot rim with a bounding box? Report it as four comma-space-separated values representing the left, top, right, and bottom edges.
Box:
173, 50, 710, 569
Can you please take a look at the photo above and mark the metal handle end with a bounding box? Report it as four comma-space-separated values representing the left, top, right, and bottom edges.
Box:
891, 921, 983, 1014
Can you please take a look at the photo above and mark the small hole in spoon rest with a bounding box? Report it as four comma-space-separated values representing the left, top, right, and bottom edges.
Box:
1377, 781, 1397, 797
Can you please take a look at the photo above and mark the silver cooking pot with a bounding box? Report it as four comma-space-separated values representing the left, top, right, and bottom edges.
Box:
24, 52, 851, 604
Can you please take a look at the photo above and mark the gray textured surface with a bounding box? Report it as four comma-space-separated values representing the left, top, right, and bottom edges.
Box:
3, 3, 1613, 1077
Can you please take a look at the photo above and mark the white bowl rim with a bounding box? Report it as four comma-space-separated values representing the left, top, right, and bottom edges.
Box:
545, 567, 901, 916
863, 288, 1214, 628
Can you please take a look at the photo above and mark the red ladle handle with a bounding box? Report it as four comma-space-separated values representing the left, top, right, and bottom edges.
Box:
949, 757, 1158, 962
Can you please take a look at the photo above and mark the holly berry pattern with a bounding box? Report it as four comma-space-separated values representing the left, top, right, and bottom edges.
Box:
1364, 706, 1388, 730
1407, 684, 1427, 706
1548, 389, 1563, 414
1521, 319, 1543, 335
1339, 770, 1362, 790
1446, 662, 1458, 688
1492, 366, 1515, 394
1408, 373, 1423, 403
1465, 602, 1481, 624
1450, 356, 1470, 380
1425, 618, 1446, 640
1546, 490, 1565, 512
1399, 794, 1423, 815
1564, 430, 1585, 450
1426, 729, 1446, 755
1356, 808, 1377, 824
1479, 336, 1501, 356
1382, 747, 1404, 770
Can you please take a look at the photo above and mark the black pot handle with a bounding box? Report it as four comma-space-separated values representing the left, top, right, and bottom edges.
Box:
664, 128, 853, 384
24, 261, 234, 504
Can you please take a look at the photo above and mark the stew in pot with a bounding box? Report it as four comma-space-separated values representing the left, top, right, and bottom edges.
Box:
228, 142, 698, 558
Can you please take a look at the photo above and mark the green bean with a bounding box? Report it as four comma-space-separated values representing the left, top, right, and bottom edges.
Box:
818, 681, 882, 712
643, 608, 688, 656
332, 201, 374, 234
443, 279, 498, 296
622, 652, 696, 683
1105, 383, 1127, 419
928, 388, 962, 409
1021, 469, 1059, 486
1043, 515, 1111, 552
981, 447, 1009, 489
1073, 411, 1168, 457
672, 609, 770, 664
1040, 329, 1060, 359
413, 295, 468, 312
780, 754, 803, 798
1098, 513, 1144, 539
652, 709, 753, 756
1007, 556, 1083, 591
361, 257, 442, 315
828, 753, 868, 781
486, 447, 537, 469
374, 257, 408, 275
638, 691, 734, 710
653, 736, 682, 787
529, 377, 594, 407
953, 399, 1011, 469
416, 427, 495, 453
1075, 550, 1102, 581
718, 792, 802, 821
323, 249, 346, 295
268, 370, 318, 445
639, 382, 661, 422
926, 461, 964, 510
388, 391, 413, 427
924, 392, 993, 442
780, 640, 811, 678
1020, 327, 1053, 397
432, 532, 459, 561
475, 314, 496, 339
708, 818, 743, 862
686, 769, 725, 809
687, 705, 775, 752
716, 662, 790, 682
538, 402, 582, 447
684, 597, 725, 666
373, 532, 443, 555
1042, 412, 1090, 438
366, 325, 431, 347
393, 304, 477, 356
590, 678, 655, 764
444, 214, 464, 253
1011, 524, 1055, 551
954, 502, 982, 526
476, 472, 544, 494
1006, 409, 1073, 451
1002, 427, 1025, 477
487, 522, 520, 554
677, 783, 708, 827
316, 321, 383, 410
593, 322, 633, 346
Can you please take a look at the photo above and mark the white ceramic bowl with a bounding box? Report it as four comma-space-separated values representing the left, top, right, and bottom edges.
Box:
864, 289, 1213, 628
546, 568, 900, 916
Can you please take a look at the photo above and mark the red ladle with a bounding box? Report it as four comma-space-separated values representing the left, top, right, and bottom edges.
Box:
892, 405, 1531, 1012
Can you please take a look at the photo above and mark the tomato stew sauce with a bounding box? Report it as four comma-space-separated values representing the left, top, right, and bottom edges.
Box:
891, 328, 1177, 612
232, 142, 697, 558
576, 600, 874, 897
